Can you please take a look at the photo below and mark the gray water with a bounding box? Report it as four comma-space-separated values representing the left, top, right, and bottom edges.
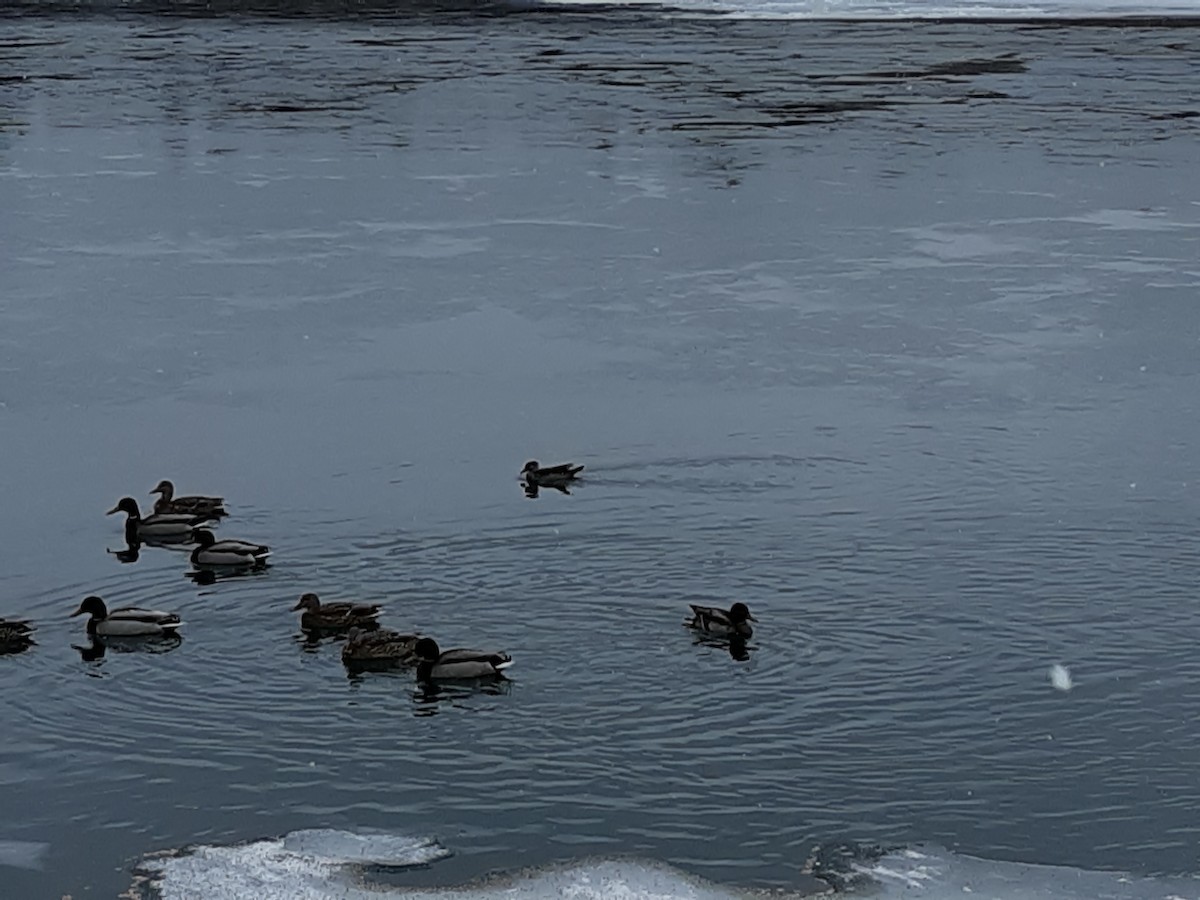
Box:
2, 7, 1199, 899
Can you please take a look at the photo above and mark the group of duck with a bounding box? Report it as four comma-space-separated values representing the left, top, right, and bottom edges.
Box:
0, 464, 760, 669
108, 480, 269, 566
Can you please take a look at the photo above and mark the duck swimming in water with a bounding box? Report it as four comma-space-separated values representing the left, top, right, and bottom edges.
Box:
520, 460, 584, 488
292, 593, 381, 632
150, 479, 226, 517
685, 602, 756, 638
341, 626, 421, 664
107, 496, 213, 543
414, 637, 513, 681
70, 595, 182, 637
0, 617, 35, 653
190, 529, 269, 567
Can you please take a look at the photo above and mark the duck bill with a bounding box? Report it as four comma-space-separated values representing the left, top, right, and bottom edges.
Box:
69, 606, 85, 617
105, 505, 120, 515
747, 614, 758, 622
290, 600, 304, 611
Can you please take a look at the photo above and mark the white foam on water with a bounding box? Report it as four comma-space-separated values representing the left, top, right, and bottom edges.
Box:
858, 846, 1200, 900
0, 839, 49, 871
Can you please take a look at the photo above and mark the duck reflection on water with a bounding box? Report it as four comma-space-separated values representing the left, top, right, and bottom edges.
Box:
109, 534, 198, 565
690, 631, 754, 662
73, 633, 184, 663
185, 564, 272, 586
411, 676, 513, 716
522, 479, 575, 499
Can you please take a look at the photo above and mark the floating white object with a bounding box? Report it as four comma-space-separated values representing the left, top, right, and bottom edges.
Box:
1049, 664, 1074, 692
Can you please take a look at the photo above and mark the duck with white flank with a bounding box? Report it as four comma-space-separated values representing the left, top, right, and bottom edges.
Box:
70, 595, 182, 636
686, 602, 757, 638
107, 496, 213, 543
520, 460, 584, 488
414, 637, 513, 681
150, 479, 226, 517
293, 593, 381, 632
341, 626, 421, 664
190, 529, 269, 567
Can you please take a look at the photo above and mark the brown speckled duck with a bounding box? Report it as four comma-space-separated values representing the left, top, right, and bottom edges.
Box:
151, 479, 227, 517
0, 617, 35, 654
292, 593, 381, 632
341, 626, 421, 665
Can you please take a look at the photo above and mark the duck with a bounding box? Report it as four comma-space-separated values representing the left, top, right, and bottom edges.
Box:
190, 529, 269, 567
292, 593, 381, 632
341, 626, 421, 664
70, 595, 182, 636
151, 479, 226, 517
686, 602, 756, 638
414, 636, 513, 680
107, 496, 213, 542
520, 460, 584, 488
0, 617, 35, 653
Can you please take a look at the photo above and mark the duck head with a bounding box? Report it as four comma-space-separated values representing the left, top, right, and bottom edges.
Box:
292, 593, 321, 613
106, 497, 141, 518
521, 460, 540, 476
729, 602, 756, 624
71, 595, 109, 621
192, 529, 217, 548
150, 479, 176, 500
414, 637, 440, 661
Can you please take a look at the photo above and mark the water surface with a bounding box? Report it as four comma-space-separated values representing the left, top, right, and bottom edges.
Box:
1, 7, 1199, 899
